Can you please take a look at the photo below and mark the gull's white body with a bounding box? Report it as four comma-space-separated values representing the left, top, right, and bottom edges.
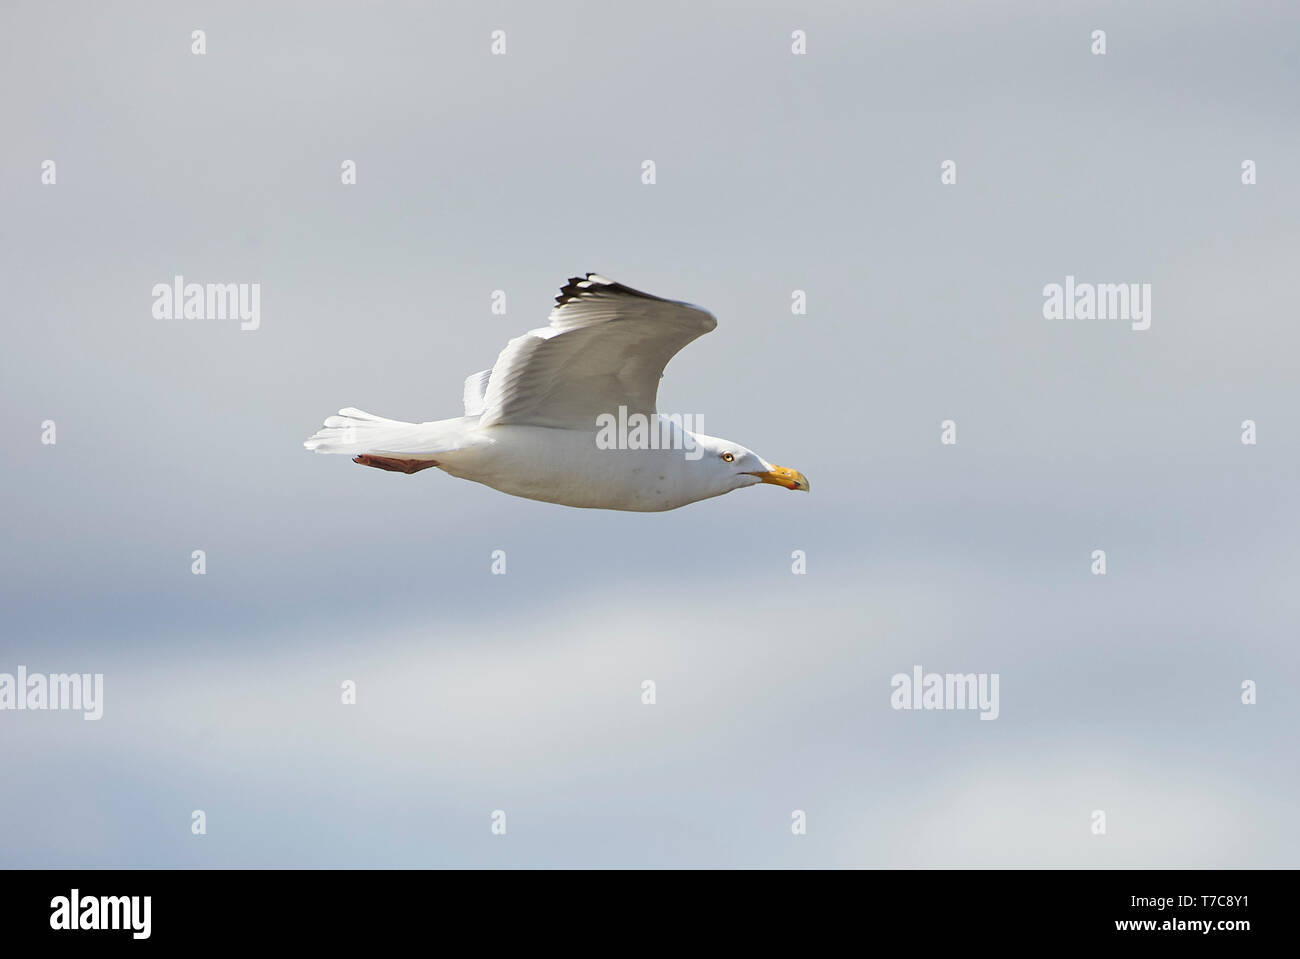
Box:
428, 420, 761, 512
305, 274, 808, 511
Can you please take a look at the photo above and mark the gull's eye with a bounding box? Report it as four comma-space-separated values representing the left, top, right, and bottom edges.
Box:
721, 452, 735, 463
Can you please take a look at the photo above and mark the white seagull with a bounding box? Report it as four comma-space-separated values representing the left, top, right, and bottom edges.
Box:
304, 273, 809, 511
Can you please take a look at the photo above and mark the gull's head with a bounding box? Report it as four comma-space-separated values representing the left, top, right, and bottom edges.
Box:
689, 433, 810, 497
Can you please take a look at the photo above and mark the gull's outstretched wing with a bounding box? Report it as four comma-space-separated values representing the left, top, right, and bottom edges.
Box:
462, 369, 492, 416
476, 273, 717, 429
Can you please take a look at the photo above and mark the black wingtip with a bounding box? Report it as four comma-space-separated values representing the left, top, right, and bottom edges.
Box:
553, 273, 668, 309
554, 273, 602, 307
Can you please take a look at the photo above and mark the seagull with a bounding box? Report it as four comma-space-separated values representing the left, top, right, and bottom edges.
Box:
304, 273, 809, 511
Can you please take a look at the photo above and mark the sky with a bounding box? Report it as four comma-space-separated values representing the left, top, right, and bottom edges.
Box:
1, 0, 1297, 867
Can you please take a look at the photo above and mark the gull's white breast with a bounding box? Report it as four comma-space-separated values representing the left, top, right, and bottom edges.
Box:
439, 425, 719, 512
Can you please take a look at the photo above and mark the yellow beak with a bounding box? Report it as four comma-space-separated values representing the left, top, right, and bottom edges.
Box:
747, 464, 810, 491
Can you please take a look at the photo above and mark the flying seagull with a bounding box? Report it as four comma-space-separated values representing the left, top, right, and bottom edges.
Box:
304, 273, 809, 511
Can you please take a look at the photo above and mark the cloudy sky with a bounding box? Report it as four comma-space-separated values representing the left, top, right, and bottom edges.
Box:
2, 0, 1297, 867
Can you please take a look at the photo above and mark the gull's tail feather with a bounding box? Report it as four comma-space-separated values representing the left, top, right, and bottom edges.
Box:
304, 407, 453, 457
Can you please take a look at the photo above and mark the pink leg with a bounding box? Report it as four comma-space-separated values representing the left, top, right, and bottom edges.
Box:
353, 454, 440, 474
